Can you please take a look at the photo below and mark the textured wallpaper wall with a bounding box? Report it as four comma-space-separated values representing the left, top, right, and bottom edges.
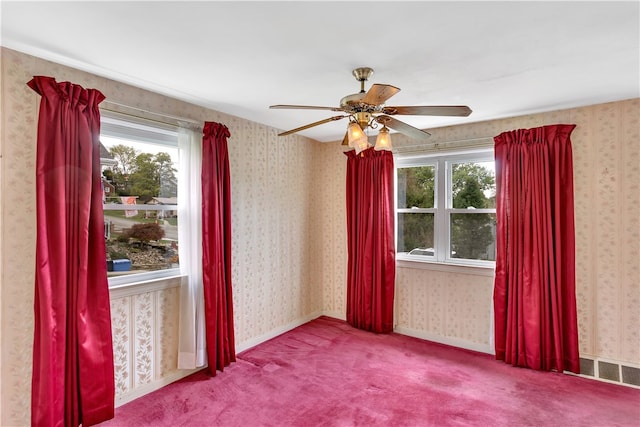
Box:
312, 142, 349, 320
317, 99, 640, 362
0, 47, 323, 424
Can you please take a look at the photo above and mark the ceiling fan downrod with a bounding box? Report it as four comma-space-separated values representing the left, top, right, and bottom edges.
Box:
352, 67, 374, 93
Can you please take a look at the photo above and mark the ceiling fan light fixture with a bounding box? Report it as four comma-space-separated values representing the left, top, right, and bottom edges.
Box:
347, 121, 367, 148
354, 137, 370, 155
374, 125, 392, 151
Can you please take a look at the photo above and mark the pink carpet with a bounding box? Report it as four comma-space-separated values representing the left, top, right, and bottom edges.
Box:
100, 316, 640, 426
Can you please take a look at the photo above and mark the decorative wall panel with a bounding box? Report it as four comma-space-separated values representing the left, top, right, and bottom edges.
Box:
109, 280, 183, 406
133, 292, 154, 387
110, 296, 132, 396
157, 286, 180, 378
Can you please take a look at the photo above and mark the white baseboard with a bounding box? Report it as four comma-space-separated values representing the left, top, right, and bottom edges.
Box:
321, 310, 346, 321
115, 368, 202, 407
394, 326, 494, 355
235, 311, 324, 354
320, 312, 493, 355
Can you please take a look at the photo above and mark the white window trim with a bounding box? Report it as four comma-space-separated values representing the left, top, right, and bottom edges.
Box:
101, 112, 182, 287
396, 258, 495, 276
109, 274, 184, 299
395, 148, 496, 272
107, 268, 182, 288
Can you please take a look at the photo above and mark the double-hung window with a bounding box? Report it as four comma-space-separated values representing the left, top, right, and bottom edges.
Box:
396, 149, 496, 267
100, 113, 181, 285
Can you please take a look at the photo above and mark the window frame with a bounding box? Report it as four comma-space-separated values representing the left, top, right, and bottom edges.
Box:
395, 148, 496, 270
100, 113, 182, 287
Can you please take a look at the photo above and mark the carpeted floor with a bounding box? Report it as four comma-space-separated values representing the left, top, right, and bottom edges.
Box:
100, 316, 640, 426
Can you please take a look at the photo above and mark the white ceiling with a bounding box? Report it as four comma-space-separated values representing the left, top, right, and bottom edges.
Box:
2, 1, 639, 142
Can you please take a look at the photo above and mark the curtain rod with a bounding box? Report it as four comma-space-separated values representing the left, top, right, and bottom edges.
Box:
101, 100, 203, 130
394, 136, 494, 154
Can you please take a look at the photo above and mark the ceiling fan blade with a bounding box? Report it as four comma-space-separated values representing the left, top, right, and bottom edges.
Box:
376, 115, 431, 140
362, 84, 401, 105
278, 115, 348, 136
270, 104, 343, 112
382, 105, 472, 117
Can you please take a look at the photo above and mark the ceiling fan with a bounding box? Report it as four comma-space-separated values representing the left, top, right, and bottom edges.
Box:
270, 67, 472, 151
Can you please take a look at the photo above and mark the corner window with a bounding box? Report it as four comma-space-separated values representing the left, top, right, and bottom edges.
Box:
100, 114, 181, 285
396, 150, 496, 266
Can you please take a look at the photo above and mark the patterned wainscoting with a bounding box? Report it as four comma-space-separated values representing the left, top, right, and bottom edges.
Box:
109, 278, 199, 406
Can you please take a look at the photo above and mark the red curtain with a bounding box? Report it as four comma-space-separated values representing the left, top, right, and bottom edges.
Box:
201, 122, 236, 375
345, 149, 396, 333
28, 76, 114, 426
493, 124, 580, 373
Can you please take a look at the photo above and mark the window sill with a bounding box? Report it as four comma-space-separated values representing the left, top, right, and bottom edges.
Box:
396, 258, 495, 277
109, 274, 184, 299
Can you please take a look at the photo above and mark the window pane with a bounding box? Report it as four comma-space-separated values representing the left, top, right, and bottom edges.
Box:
104, 211, 179, 277
397, 212, 434, 255
397, 166, 435, 209
450, 213, 496, 261
101, 136, 179, 202
451, 161, 495, 209
100, 135, 180, 276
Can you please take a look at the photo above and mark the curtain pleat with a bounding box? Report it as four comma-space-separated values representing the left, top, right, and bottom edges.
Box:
201, 122, 235, 374
493, 124, 580, 373
28, 76, 114, 426
345, 149, 396, 333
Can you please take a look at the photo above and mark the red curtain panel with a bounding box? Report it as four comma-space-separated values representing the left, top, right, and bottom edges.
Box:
345, 149, 396, 333
28, 76, 115, 426
493, 124, 580, 373
201, 122, 236, 375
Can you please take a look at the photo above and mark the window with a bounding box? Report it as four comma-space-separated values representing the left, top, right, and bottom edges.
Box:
100, 114, 181, 285
396, 150, 496, 266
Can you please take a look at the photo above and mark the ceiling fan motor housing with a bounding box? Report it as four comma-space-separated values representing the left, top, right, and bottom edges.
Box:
340, 93, 381, 110
341, 67, 384, 123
